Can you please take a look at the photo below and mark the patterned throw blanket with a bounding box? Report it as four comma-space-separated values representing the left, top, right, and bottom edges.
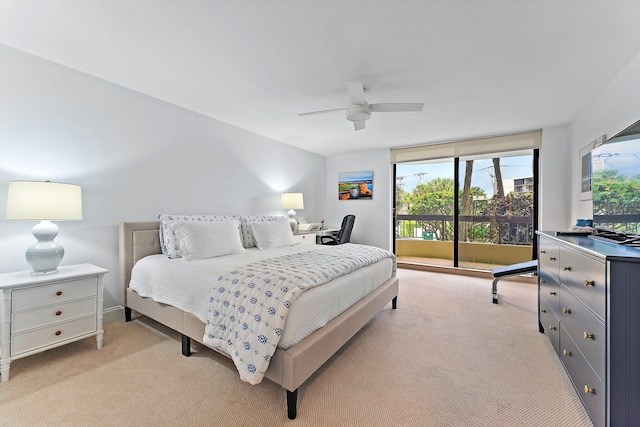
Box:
203, 243, 395, 384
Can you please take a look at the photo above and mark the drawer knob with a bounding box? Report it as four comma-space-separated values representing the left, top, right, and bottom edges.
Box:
584, 332, 594, 340
55, 331, 62, 336
563, 266, 571, 271
584, 280, 594, 287
549, 291, 557, 296
562, 308, 571, 314
549, 325, 557, 331
55, 311, 62, 316
541, 279, 546, 283
563, 349, 571, 356
584, 385, 595, 394
540, 309, 547, 313
549, 257, 556, 261
56, 291, 63, 296
541, 250, 546, 254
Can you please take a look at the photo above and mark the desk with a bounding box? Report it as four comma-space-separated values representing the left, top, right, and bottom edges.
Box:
315, 228, 340, 244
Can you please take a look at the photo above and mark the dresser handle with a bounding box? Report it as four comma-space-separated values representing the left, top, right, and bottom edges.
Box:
55, 331, 62, 336
584, 385, 595, 394
563, 350, 571, 356
541, 250, 546, 254
584, 280, 594, 287
549, 291, 557, 296
562, 308, 571, 314
540, 309, 547, 313
563, 266, 571, 271
55, 311, 62, 316
549, 325, 557, 331
56, 291, 63, 296
584, 332, 594, 340
549, 257, 556, 261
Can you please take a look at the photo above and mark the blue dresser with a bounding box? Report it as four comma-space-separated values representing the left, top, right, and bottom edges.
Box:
537, 231, 640, 427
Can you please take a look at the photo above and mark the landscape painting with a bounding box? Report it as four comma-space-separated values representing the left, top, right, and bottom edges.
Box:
338, 170, 373, 200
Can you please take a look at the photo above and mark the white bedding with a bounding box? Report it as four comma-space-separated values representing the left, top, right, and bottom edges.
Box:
129, 243, 394, 349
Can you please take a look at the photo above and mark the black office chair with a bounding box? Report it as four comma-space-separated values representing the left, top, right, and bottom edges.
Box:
321, 215, 355, 245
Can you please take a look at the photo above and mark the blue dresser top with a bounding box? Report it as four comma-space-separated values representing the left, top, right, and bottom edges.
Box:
537, 231, 640, 262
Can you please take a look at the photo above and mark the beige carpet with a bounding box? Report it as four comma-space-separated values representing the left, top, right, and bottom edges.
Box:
1, 268, 592, 426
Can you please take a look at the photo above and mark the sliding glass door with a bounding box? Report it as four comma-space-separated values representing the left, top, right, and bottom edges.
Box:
394, 150, 537, 271
396, 160, 455, 267
457, 151, 535, 269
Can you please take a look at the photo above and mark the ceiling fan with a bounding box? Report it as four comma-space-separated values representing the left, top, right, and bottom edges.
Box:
298, 81, 424, 131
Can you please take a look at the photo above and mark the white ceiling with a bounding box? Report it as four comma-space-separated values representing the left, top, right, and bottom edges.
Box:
2, 1, 640, 157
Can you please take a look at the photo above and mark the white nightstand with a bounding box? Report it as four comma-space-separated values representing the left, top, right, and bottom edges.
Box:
293, 232, 316, 245
0, 263, 108, 382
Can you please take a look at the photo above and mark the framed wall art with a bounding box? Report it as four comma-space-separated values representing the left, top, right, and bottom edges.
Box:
580, 134, 607, 201
338, 170, 373, 200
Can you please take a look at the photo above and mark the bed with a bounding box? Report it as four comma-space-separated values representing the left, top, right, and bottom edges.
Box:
118, 218, 398, 419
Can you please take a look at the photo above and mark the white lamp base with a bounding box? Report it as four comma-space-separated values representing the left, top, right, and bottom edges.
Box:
26, 220, 64, 275
287, 209, 297, 232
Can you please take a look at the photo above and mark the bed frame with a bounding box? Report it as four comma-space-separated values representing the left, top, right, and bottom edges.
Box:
119, 221, 398, 419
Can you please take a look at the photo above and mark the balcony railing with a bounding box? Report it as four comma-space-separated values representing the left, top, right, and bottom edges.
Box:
396, 214, 533, 245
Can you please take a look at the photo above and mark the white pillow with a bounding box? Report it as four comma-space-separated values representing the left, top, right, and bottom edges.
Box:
171, 219, 247, 260
249, 217, 296, 250
239, 215, 284, 248
158, 214, 241, 258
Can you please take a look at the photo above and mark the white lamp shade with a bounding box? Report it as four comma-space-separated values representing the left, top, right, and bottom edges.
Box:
6, 181, 83, 220
281, 193, 304, 210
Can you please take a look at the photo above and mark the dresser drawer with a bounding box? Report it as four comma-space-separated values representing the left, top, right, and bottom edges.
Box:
539, 270, 560, 314
558, 293, 606, 383
12, 297, 97, 334
540, 300, 560, 355
558, 247, 605, 319
11, 315, 97, 357
539, 238, 560, 280
560, 325, 605, 427
12, 278, 97, 312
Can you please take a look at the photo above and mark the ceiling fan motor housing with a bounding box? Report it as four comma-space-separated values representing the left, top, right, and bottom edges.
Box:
345, 104, 371, 122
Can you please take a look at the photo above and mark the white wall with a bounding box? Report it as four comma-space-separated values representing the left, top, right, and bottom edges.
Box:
570, 49, 640, 221
0, 44, 326, 314
539, 125, 572, 231
325, 149, 392, 250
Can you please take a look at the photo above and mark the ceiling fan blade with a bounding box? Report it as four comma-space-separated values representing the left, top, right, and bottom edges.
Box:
353, 120, 366, 131
298, 107, 346, 117
346, 81, 367, 105
369, 103, 424, 112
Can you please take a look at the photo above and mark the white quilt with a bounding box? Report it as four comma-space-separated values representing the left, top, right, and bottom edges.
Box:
202, 243, 395, 385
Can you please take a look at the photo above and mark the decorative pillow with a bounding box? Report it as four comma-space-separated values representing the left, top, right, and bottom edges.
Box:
171, 219, 247, 260
249, 217, 296, 250
158, 214, 241, 258
239, 215, 285, 248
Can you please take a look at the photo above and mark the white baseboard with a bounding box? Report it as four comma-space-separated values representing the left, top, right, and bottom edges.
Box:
103, 306, 125, 323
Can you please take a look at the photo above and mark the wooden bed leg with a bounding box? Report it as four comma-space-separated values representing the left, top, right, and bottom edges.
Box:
286, 389, 298, 420
392, 296, 397, 309
124, 307, 132, 322
181, 335, 191, 357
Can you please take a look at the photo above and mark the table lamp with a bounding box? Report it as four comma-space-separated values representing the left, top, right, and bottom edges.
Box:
5, 181, 83, 274
281, 192, 304, 232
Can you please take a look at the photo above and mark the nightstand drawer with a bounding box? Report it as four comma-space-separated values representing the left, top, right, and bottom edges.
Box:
293, 233, 316, 245
12, 278, 97, 312
11, 315, 97, 357
12, 297, 97, 333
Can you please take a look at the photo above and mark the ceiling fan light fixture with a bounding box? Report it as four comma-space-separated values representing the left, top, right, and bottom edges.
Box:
345, 104, 371, 122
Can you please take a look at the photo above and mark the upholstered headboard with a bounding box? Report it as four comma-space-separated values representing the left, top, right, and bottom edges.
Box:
118, 221, 163, 306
